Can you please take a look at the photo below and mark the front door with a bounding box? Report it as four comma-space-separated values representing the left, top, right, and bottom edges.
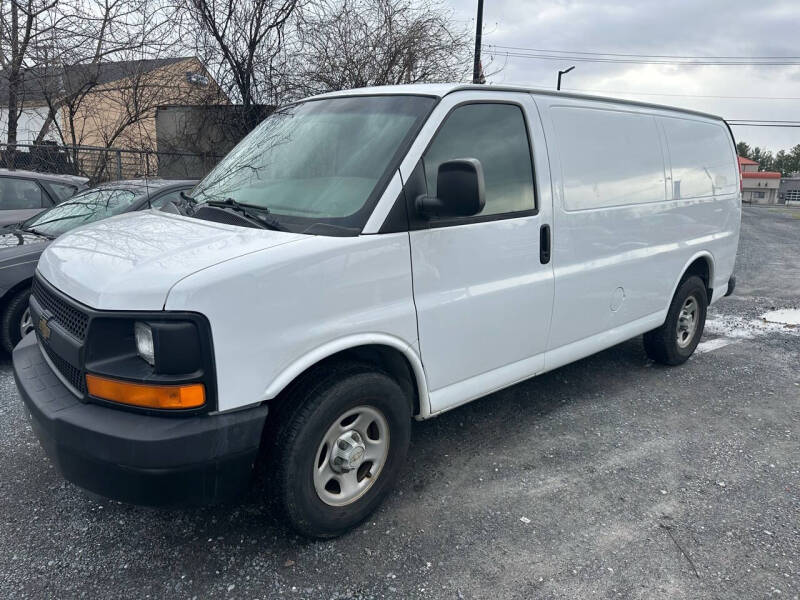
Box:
407, 94, 554, 414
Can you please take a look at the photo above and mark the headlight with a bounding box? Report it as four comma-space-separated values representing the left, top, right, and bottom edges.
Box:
83, 314, 215, 412
134, 322, 155, 365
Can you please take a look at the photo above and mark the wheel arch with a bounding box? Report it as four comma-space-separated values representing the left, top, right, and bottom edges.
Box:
670, 252, 714, 306
263, 334, 431, 419
0, 276, 33, 312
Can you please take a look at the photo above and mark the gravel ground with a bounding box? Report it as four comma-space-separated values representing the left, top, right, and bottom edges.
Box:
1, 206, 798, 599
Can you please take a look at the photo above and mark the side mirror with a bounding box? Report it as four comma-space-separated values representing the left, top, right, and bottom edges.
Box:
416, 158, 485, 218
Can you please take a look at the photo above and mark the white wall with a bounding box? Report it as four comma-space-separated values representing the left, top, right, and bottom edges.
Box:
0, 106, 58, 144
743, 184, 778, 204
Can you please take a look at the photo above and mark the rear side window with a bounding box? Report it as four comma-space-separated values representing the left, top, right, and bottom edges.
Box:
660, 117, 738, 199
551, 107, 666, 211
0, 177, 46, 209
423, 103, 536, 217
47, 182, 79, 203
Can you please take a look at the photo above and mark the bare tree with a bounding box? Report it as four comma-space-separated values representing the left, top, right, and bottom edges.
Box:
42, 55, 221, 181
1, 0, 473, 179
0, 0, 59, 166
181, 0, 299, 110
18, 0, 225, 181
293, 0, 471, 97
31, 0, 178, 143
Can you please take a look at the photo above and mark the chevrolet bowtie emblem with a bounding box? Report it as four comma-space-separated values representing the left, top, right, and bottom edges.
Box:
38, 316, 51, 341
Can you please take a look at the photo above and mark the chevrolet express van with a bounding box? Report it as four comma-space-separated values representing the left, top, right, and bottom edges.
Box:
13, 84, 740, 538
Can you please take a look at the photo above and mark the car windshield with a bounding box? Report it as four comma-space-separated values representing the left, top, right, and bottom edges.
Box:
22, 187, 140, 237
191, 95, 435, 231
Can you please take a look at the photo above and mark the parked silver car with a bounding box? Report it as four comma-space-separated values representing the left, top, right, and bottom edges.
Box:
0, 169, 89, 226
0, 178, 196, 352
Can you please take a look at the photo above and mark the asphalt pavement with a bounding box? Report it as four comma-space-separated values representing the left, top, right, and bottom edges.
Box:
0, 206, 798, 599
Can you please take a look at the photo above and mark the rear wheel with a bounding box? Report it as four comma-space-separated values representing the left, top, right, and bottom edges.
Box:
271, 363, 411, 538
1, 287, 32, 354
643, 275, 707, 365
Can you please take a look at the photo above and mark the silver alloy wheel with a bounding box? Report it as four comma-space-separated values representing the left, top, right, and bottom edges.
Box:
19, 307, 33, 339
676, 295, 699, 348
313, 405, 390, 507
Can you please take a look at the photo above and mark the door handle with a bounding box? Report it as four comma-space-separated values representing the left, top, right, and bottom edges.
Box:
540, 224, 551, 264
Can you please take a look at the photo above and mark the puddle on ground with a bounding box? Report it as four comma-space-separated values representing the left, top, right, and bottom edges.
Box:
706, 308, 800, 339
761, 309, 800, 327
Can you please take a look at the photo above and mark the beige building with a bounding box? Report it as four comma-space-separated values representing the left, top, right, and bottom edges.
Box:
63, 58, 224, 149
1, 57, 226, 179
738, 156, 781, 204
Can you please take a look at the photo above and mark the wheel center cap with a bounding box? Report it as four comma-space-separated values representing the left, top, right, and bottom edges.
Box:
330, 430, 366, 473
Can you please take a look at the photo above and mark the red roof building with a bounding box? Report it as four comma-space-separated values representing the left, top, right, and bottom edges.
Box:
738, 156, 781, 203
741, 171, 781, 179
738, 156, 759, 168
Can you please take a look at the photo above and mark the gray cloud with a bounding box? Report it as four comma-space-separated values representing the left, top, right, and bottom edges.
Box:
448, 0, 800, 151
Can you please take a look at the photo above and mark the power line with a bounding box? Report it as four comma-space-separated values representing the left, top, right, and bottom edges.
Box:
486, 44, 800, 61
492, 82, 800, 127
486, 49, 800, 66
560, 87, 800, 101
484, 45, 800, 66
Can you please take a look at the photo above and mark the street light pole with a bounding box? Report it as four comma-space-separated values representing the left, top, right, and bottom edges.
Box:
472, 0, 485, 84
557, 66, 575, 91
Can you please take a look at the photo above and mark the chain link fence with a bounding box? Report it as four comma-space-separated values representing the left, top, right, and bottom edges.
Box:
0, 143, 224, 183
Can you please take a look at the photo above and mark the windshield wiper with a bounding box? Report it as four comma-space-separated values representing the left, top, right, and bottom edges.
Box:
7, 225, 54, 240
23, 227, 55, 239
203, 198, 288, 232
19, 214, 87, 231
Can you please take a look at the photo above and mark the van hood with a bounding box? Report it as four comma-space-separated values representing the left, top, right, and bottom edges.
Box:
37, 211, 306, 310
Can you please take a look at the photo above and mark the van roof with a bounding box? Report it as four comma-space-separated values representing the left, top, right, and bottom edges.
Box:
310, 83, 725, 123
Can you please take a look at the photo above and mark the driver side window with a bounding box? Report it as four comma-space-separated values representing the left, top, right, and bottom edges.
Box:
149, 189, 187, 210
423, 103, 536, 218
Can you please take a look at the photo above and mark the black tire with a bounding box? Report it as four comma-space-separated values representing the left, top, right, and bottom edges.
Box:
643, 275, 707, 365
271, 363, 411, 538
1, 287, 31, 354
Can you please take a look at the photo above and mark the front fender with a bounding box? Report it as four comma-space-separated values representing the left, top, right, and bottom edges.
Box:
262, 333, 431, 418
166, 232, 420, 413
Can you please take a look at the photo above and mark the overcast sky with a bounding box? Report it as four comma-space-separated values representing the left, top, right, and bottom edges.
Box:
448, 0, 799, 152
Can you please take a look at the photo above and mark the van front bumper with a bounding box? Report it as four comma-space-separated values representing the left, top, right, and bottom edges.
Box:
13, 334, 269, 506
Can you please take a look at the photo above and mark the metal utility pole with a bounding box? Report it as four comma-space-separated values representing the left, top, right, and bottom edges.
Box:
472, 0, 485, 84
557, 66, 575, 91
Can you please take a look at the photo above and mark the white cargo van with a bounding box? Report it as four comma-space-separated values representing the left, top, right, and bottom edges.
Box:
14, 84, 740, 537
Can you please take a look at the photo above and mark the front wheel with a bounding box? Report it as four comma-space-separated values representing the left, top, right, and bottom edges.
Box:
271, 364, 411, 538
643, 275, 708, 365
1, 287, 33, 354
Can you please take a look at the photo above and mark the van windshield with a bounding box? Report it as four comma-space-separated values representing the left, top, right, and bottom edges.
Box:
191, 95, 435, 233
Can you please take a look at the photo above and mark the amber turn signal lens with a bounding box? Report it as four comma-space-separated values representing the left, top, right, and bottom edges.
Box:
85, 374, 205, 409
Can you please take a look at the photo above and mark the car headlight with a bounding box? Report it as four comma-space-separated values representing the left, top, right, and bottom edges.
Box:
83, 314, 215, 412
134, 321, 155, 366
